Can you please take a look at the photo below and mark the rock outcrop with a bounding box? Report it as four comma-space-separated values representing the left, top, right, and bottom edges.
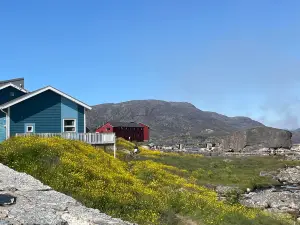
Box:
0, 163, 132, 225
240, 188, 300, 214
276, 166, 300, 184
240, 167, 300, 216
219, 127, 292, 152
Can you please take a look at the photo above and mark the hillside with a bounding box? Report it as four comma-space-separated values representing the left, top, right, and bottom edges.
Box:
87, 100, 264, 143
0, 136, 295, 225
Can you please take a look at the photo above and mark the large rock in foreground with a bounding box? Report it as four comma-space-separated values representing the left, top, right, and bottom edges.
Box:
0, 163, 132, 225
219, 127, 292, 152
240, 188, 300, 213
240, 167, 300, 215
276, 166, 300, 184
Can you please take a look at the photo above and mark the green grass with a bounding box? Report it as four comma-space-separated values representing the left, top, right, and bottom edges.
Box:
137, 154, 300, 189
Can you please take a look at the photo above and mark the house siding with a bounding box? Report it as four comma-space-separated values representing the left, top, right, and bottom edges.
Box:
0, 86, 26, 105
78, 106, 84, 133
96, 123, 145, 142
10, 90, 62, 136
61, 97, 84, 133
140, 123, 150, 141
96, 123, 114, 133
61, 97, 78, 132
9, 91, 85, 137
0, 111, 6, 142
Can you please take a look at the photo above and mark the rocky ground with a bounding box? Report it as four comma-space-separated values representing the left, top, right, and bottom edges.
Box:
215, 166, 300, 219
0, 163, 132, 225
240, 166, 300, 218
241, 187, 300, 214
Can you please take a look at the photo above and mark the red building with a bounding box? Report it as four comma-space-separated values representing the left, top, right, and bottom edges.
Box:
96, 122, 150, 142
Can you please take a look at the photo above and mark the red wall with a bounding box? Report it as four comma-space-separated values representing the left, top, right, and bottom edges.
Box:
96, 123, 113, 133
113, 127, 144, 142
140, 123, 150, 141
96, 123, 146, 142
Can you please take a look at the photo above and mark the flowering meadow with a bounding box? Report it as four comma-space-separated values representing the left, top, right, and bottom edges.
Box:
0, 136, 295, 225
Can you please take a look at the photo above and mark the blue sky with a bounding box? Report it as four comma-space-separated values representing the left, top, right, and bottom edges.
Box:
0, 1, 300, 129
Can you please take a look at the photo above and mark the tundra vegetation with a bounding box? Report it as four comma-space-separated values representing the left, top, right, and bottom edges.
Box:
0, 136, 299, 225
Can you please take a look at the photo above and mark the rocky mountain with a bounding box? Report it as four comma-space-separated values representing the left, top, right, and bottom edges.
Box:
86, 100, 264, 143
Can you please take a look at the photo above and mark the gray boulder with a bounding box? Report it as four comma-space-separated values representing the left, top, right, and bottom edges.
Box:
241, 188, 300, 213
276, 166, 300, 184
219, 127, 292, 152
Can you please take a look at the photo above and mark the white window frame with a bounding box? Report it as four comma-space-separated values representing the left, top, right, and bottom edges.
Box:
63, 119, 77, 133
26, 125, 34, 133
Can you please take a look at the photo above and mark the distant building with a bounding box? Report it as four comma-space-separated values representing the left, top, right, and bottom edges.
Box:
96, 121, 150, 142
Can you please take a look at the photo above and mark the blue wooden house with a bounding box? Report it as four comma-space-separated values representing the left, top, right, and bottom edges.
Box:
0, 78, 99, 143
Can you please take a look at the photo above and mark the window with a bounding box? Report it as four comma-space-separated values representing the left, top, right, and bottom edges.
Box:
63, 119, 76, 132
25, 123, 35, 133
107, 128, 111, 131
26, 125, 34, 133
10, 92, 14, 97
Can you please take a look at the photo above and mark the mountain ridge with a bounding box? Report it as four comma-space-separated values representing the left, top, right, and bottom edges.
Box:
86, 100, 264, 144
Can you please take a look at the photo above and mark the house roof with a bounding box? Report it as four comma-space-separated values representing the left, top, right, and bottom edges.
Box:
0, 86, 92, 110
0, 83, 28, 93
0, 78, 24, 86
108, 121, 144, 128
139, 123, 150, 128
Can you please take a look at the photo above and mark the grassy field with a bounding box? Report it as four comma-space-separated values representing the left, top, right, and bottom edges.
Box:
138, 154, 300, 189
0, 136, 297, 225
117, 138, 300, 190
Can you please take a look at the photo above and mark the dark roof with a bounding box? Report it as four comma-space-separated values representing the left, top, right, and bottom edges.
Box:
108, 121, 143, 128
0, 86, 91, 110
0, 87, 45, 109
0, 78, 24, 85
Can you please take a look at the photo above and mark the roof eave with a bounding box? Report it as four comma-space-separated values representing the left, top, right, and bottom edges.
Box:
0, 86, 92, 110
0, 83, 28, 93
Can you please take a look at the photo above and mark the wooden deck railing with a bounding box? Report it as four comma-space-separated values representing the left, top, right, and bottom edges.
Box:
16, 133, 116, 145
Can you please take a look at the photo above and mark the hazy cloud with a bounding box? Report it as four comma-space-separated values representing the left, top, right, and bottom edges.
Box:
258, 95, 300, 130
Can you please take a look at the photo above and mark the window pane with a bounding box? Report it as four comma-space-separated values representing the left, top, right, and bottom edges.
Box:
64, 120, 75, 126
65, 127, 75, 132
27, 126, 33, 132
